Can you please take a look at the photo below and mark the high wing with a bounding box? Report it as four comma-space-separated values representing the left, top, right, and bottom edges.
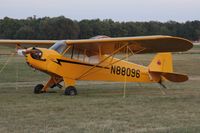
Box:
66, 35, 193, 55
0, 40, 57, 48
0, 35, 193, 55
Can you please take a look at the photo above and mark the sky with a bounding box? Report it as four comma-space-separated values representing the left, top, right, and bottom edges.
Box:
0, 0, 199, 22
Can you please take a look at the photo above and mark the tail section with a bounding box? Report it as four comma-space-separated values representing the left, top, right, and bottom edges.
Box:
149, 52, 173, 73
148, 53, 188, 82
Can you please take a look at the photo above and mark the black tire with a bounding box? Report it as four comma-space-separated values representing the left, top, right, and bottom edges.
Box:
34, 84, 44, 94
64, 86, 77, 96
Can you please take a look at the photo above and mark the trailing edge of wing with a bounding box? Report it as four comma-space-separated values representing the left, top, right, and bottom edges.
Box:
66, 35, 193, 54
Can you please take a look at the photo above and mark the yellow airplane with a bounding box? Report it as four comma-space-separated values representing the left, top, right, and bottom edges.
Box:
0, 35, 193, 95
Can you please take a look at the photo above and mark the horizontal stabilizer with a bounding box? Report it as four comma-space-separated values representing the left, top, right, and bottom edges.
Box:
150, 71, 188, 82
162, 72, 188, 82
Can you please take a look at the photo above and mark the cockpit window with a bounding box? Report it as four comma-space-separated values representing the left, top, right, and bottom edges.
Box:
49, 41, 67, 54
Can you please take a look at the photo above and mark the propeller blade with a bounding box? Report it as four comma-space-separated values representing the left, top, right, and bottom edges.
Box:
17, 49, 27, 56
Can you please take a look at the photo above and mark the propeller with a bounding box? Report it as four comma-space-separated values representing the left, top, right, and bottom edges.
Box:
17, 47, 42, 59
17, 49, 27, 56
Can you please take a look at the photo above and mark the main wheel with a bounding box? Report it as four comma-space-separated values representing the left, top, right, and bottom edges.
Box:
34, 84, 44, 94
64, 86, 77, 96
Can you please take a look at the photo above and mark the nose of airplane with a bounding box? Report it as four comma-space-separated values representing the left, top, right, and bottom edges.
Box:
17, 48, 42, 58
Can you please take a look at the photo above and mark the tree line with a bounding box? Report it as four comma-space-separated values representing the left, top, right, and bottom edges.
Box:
0, 16, 199, 41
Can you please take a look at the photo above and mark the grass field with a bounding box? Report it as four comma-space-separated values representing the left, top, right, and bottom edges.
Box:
0, 45, 200, 133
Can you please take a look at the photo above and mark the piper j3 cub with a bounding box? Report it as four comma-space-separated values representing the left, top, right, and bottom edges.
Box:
0, 35, 193, 96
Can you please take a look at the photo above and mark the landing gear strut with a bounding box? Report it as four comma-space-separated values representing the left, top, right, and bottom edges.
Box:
34, 84, 44, 94
64, 86, 78, 96
33, 76, 63, 94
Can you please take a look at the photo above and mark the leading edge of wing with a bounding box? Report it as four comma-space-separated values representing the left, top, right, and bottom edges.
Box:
0, 40, 57, 48
66, 35, 193, 53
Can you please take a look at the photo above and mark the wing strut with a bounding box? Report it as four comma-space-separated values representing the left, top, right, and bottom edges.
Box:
76, 43, 129, 80
76, 44, 146, 80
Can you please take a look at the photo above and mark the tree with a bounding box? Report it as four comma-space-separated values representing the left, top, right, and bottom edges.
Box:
0, 17, 21, 39
0, 17, 199, 41
15, 26, 35, 39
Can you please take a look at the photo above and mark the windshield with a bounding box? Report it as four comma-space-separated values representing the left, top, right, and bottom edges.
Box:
49, 41, 67, 54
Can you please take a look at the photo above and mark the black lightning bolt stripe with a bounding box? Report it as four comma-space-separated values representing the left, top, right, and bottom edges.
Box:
53, 59, 110, 69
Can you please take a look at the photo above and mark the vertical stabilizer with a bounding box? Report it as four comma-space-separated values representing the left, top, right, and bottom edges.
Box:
148, 52, 173, 73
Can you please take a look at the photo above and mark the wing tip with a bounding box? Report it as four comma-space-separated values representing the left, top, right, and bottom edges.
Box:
171, 36, 193, 52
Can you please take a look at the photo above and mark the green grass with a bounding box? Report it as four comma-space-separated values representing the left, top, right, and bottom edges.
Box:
0, 46, 200, 133
0, 56, 48, 83
1, 85, 200, 133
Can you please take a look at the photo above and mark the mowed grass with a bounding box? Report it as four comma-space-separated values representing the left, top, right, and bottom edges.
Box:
0, 46, 200, 133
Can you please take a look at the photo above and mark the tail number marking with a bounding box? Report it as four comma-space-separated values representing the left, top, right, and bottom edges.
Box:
111, 65, 140, 78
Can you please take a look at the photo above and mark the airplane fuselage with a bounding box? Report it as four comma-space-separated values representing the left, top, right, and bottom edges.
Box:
25, 48, 160, 87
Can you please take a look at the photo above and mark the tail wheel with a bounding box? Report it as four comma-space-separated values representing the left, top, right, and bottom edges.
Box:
34, 84, 44, 94
64, 86, 78, 96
